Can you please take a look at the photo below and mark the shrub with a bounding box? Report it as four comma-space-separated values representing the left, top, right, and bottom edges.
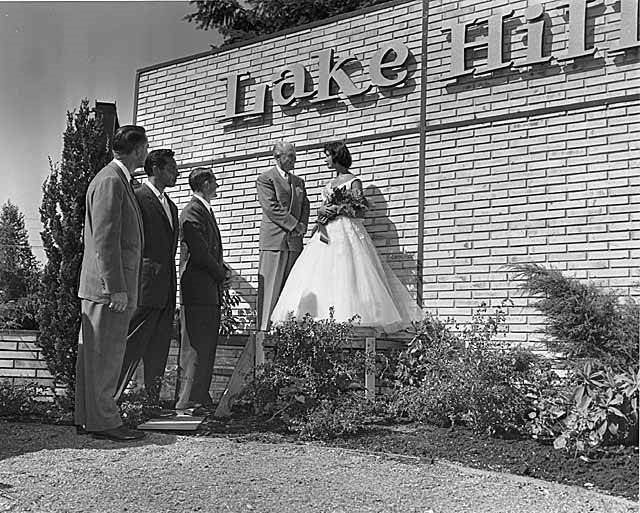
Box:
389, 303, 553, 437
0, 380, 49, 418
511, 263, 638, 367
242, 310, 372, 438
37, 100, 112, 399
0, 294, 39, 330
529, 361, 639, 452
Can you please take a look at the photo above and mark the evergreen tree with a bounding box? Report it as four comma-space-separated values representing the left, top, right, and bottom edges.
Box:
0, 200, 39, 300
38, 99, 112, 398
184, 0, 389, 43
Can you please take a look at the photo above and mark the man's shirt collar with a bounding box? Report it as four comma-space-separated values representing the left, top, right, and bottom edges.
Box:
112, 158, 131, 182
275, 162, 288, 180
193, 193, 211, 212
143, 178, 164, 199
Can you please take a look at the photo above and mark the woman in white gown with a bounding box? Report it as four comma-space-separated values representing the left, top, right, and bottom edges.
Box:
270, 141, 423, 333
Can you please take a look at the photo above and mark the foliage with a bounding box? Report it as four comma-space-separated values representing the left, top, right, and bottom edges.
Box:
0, 380, 50, 418
37, 99, 112, 399
389, 303, 554, 437
0, 200, 40, 301
529, 361, 639, 453
0, 293, 39, 330
184, 0, 390, 44
511, 263, 638, 367
243, 310, 372, 438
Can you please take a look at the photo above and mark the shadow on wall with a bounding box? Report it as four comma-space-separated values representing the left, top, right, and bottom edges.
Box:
226, 263, 258, 331
364, 184, 419, 296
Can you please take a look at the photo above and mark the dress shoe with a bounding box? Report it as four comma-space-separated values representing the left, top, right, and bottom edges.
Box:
90, 426, 146, 442
75, 425, 88, 435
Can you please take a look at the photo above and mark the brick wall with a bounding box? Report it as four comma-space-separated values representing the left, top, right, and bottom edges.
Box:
136, 0, 426, 325
424, 0, 639, 345
134, 0, 639, 350
0, 331, 54, 388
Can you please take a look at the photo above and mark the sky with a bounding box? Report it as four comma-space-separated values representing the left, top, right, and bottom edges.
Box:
0, 1, 222, 260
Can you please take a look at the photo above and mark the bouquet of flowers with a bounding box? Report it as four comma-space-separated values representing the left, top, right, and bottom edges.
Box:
315, 187, 370, 243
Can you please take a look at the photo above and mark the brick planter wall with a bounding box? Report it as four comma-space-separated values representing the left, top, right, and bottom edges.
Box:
0, 330, 53, 387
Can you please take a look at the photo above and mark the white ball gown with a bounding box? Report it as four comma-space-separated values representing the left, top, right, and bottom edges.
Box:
270, 176, 424, 333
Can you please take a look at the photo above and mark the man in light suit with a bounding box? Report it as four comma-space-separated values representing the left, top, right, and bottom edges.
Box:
114, 149, 179, 410
176, 168, 229, 414
256, 141, 310, 331
76, 125, 148, 441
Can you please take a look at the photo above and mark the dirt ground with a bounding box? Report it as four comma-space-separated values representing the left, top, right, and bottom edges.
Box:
0, 422, 637, 513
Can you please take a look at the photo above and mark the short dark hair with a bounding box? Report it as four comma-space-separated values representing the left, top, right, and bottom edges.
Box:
144, 149, 175, 176
188, 167, 214, 193
113, 125, 147, 156
323, 141, 352, 169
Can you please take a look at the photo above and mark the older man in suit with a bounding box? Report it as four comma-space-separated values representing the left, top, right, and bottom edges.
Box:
76, 125, 148, 441
176, 168, 229, 414
114, 149, 179, 409
256, 141, 310, 331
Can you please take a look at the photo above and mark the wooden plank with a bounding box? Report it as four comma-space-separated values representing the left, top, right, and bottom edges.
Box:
138, 414, 204, 431
255, 331, 265, 370
365, 336, 376, 400
215, 333, 256, 418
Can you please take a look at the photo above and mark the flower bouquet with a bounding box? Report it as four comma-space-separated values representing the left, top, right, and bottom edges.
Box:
314, 187, 370, 243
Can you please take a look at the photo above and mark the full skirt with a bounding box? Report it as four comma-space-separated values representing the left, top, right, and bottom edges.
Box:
270, 216, 423, 332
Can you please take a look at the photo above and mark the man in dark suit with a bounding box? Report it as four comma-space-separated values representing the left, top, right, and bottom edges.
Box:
176, 167, 229, 414
114, 149, 179, 409
256, 141, 310, 331
76, 125, 148, 441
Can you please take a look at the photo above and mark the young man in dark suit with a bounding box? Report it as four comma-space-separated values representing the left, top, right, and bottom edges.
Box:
114, 149, 179, 412
176, 167, 229, 414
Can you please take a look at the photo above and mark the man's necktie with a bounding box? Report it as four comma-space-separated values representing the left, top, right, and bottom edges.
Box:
159, 193, 173, 229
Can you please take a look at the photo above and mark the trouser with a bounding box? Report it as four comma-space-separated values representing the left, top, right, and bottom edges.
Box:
114, 303, 174, 403
175, 304, 221, 409
75, 300, 133, 431
257, 249, 300, 331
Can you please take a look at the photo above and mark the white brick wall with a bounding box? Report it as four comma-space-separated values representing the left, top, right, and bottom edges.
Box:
134, 0, 639, 349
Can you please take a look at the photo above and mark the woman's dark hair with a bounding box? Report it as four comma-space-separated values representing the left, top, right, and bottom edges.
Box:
188, 167, 215, 193
144, 149, 175, 176
113, 125, 147, 156
323, 141, 352, 169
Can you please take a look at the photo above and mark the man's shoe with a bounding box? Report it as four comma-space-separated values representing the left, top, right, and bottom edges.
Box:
75, 425, 88, 435
90, 426, 146, 442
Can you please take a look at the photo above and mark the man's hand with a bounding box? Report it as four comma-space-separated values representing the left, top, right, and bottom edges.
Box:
223, 265, 233, 288
108, 292, 128, 313
293, 222, 307, 237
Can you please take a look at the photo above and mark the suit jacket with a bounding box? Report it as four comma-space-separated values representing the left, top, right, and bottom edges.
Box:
179, 197, 226, 306
78, 161, 144, 308
134, 182, 179, 309
256, 167, 310, 252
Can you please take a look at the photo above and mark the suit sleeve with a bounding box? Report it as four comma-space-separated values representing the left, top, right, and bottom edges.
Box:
256, 173, 298, 232
300, 179, 310, 229
181, 211, 226, 283
91, 175, 126, 294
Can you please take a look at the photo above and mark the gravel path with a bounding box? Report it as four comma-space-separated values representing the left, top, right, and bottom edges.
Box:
0, 422, 637, 513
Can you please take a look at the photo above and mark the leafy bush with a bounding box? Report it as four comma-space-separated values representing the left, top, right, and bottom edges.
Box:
0, 294, 39, 330
243, 310, 371, 438
0, 380, 50, 418
512, 263, 638, 367
529, 361, 639, 452
389, 303, 553, 437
